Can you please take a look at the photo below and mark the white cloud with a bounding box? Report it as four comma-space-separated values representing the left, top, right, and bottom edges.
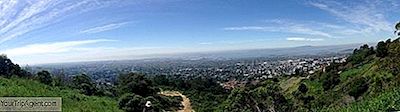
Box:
224, 0, 396, 40
286, 37, 324, 41
3, 39, 117, 56
224, 24, 333, 38
223, 26, 273, 31
0, 0, 124, 43
199, 42, 213, 45
80, 22, 129, 34
309, 0, 392, 33
7, 46, 189, 65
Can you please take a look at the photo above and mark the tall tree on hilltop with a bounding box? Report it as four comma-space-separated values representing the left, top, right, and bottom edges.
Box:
376, 41, 388, 58
0, 54, 29, 78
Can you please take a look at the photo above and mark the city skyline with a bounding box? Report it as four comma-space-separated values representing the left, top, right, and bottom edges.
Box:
0, 0, 399, 64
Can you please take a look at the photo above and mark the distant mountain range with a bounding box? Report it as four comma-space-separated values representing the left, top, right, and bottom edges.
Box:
157, 43, 366, 60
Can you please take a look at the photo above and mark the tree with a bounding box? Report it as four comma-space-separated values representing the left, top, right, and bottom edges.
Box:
348, 77, 369, 99
385, 38, 392, 44
72, 74, 96, 95
298, 83, 308, 93
376, 41, 388, 58
118, 93, 144, 112
0, 55, 29, 78
152, 75, 170, 86
117, 73, 156, 97
322, 72, 340, 91
348, 44, 375, 64
222, 80, 292, 112
36, 70, 52, 85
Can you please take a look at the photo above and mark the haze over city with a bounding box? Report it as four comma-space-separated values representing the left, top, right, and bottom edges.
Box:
0, 0, 398, 64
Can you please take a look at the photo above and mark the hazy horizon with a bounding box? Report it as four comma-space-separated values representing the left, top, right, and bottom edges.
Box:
24, 43, 363, 65
0, 0, 398, 64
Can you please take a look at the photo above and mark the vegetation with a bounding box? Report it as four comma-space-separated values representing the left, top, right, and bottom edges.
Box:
36, 70, 52, 85
290, 38, 400, 111
0, 55, 181, 112
220, 80, 292, 112
151, 75, 229, 111
0, 77, 122, 112
159, 37, 400, 111
116, 73, 183, 112
1, 37, 400, 111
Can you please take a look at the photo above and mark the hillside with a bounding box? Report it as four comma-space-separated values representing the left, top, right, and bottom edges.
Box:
209, 38, 400, 112
279, 38, 400, 111
0, 77, 123, 112
325, 88, 400, 111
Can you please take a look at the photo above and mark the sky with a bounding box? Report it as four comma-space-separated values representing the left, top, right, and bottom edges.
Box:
0, 0, 399, 65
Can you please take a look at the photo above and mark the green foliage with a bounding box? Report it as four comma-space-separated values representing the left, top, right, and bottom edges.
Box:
151, 95, 183, 111
72, 74, 96, 96
376, 41, 388, 58
116, 73, 183, 112
36, 70, 52, 85
321, 72, 340, 91
348, 77, 369, 99
298, 83, 308, 93
275, 37, 400, 111
387, 38, 400, 57
324, 88, 400, 111
117, 92, 182, 112
348, 44, 375, 65
117, 73, 157, 97
0, 54, 29, 78
339, 63, 373, 81
151, 75, 228, 111
221, 80, 293, 112
118, 93, 144, 112
220, 88, 253, 112
0, 77, 122, 112
184, 90, 227, 112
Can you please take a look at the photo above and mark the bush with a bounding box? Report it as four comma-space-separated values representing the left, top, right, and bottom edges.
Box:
36, 70, 52, 85
72, 74, 96, 95
0, 55, 29, 78
118, 93, 144, 112
322, 72, 340, 91
117, 73, 157, 97
376, 41, 388, 58
298, 83, 308, 93
348, 77, 369, 99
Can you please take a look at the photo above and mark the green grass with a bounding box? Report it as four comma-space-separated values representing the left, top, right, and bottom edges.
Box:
279, 77, 306, 97
302, 79, 323, 97
0, 77, 123, 112
323, 88, 400, 112
278, 59, 399, 111
339, 63, 373, 81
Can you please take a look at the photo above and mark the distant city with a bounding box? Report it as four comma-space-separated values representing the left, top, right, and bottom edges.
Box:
27, 46, 350, 88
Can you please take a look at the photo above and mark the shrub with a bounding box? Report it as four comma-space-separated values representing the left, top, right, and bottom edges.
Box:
36, 70, 52, 85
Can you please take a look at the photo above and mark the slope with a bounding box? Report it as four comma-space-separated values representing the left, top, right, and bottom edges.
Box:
0, 77, 123, 112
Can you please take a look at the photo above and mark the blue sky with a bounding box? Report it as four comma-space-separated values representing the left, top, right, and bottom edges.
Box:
0, 0, 399, 64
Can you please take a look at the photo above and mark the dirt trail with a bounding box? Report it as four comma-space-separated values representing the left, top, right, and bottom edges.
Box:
159, 91, 193, 112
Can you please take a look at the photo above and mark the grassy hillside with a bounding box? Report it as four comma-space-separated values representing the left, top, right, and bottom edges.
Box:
274, 38, 400, 111
176, 38, 400, 112
308, 62, 397, 110
321, 61, 399, 111
324, 88, 400, 111
0, 77, 123, 112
